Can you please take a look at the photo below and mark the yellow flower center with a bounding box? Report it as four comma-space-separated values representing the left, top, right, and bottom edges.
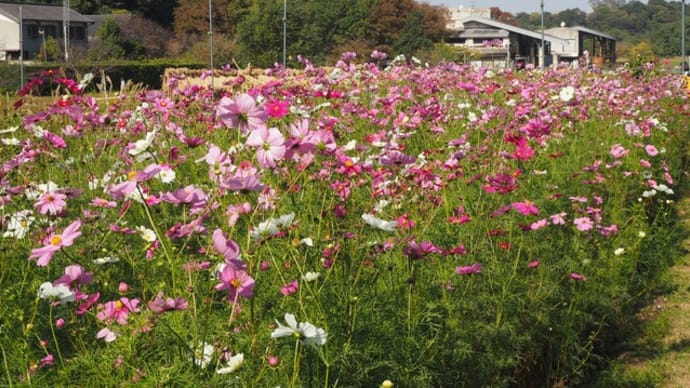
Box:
231, 278, 241, 288
50, 235, 63, 246
127, 171, 138, 181
115, 300, 124, 310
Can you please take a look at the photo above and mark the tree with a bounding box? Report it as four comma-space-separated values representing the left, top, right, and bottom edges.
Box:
88, 16, 126, 61
394, 10, 432, 57
368, 0, 417, 53
589, 0, 629, 8
174, 0, 232, 50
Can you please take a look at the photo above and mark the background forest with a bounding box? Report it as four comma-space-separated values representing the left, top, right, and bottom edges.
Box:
10, 0, 690, 68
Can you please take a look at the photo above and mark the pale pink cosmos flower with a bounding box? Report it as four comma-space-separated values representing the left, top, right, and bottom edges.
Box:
280, 280, 299, 296
35, 191, 67, 215
54, 264, 92, 287
573, 217, 594, 231
644, 144, 659, 157
148, 291, 188, 314
245, 127, 286, 168
549, 212, 567, 225
216, 94, 268, 134
610, 144, 629, 159
96, 327, 118, 342
29, 219, 82, 266
530, 219, 549, 230
212, 228, 244, 269
570, 272, 586, 281
215, 265, 255, 301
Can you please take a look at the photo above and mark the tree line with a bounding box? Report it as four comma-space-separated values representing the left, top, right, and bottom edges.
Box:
15, 0, 690, 65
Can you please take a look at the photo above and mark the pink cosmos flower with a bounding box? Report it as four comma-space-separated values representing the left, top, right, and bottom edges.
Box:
215, 265, 255, 301
97, 297, 141, 325
265, 99, 289, 118
148, 291, 188, 314
403, 240, 442, 259
29, 219, 82, 266
280, 280, 299, 296
644, 144, 659, 157
160, 185, 208, 213
570, 272, 586, 281
639, 159, 652, 168
90, 198, 117, 208
212, 228, 244, 269
550, 212, 567, 225
216, 94, 268, 134
573, 217, 594, 231
530, 219, 549, 230
245, 127, 286, 168
456, 263, 482, 275
54, 264, 92, 287
108, 164, 162, 200
610, 144, 629, 159
528, 260, 540, 268
512, 200, 539, 216
96, 327, 118, 342
35, 191, 67, 215
483, 173, 519, 194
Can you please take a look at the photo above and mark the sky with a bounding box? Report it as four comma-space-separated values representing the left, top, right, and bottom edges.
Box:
424, 0, 594, 14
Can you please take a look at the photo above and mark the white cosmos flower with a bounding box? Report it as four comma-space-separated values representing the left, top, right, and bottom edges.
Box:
271, 313, 327, 346
189, 342, 214, 368
250, 213, 296, 239
129, 130, 157, 156
641, 190, 657, 198
1, 137, 20, 145
301, 272, 320, 282
38, 282, 75, 303
136, 226, 157, 242
3, 210, 35, 239
93, 256, 121, 265
156, 166, 176, 183
216, 353, 244, 374
614, 248, 625, 256
300, 237, 314, 247
653, 184, 674, 195
559, 86, 575, 102
361, 213, 397, 232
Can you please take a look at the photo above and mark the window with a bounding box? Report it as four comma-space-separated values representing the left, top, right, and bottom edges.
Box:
27, 25, 39, 39
70, 26, 85, 41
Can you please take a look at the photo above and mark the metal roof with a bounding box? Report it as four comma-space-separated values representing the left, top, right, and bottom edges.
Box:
566, 26, 616, 41
455, 16, 568, 46
0, 2, 93, 24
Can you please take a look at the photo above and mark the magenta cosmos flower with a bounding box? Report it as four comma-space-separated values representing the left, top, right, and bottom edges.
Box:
216, 94, 268, 134
97, 297, 141, 325
245, 127, 286, 168
456, 263, 482, 275
29, 219, 82, 266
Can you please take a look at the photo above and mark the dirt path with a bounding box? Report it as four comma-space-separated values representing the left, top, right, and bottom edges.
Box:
609, 197, 690, 387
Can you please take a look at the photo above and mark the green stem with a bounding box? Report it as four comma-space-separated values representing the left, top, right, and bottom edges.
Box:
48, 305, 64, 367
290, 340, 302, 388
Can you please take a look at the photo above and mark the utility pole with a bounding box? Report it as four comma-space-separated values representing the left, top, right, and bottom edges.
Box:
19, 6, 23, 87
63, 0, 69, 61
209, 0, 214, 90
540, 0, 545, 69
682, 0, 687, 73
283, 0, 287, 67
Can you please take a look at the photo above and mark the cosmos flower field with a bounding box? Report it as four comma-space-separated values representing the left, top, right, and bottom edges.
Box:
1, 55, 689, 387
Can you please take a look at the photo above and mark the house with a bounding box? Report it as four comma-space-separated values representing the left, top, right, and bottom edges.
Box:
446, 15, 567, 68
545, 24, 616, 67
445, 8, 616, 69
0, 2, 92, 61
